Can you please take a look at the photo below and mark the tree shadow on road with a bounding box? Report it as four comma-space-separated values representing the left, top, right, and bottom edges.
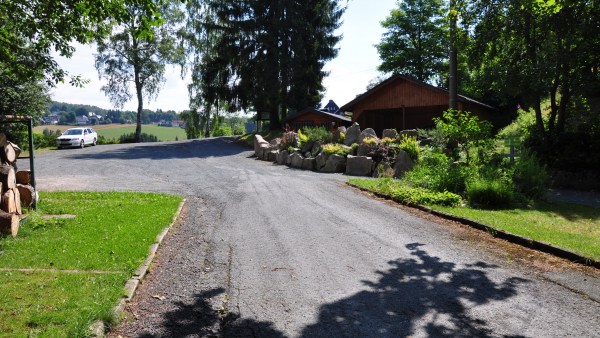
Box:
66, 137, 250, 161
299, 243, 530, 338
135, 287, 285, 338
133, 243, 529, 337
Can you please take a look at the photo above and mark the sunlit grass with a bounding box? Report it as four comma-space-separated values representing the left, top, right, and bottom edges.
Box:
349, 178, 600, 261
0, 191, 182, 337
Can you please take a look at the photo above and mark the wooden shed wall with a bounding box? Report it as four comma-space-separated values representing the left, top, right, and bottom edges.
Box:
286, 111, 350, 131
352, 78, 449, 122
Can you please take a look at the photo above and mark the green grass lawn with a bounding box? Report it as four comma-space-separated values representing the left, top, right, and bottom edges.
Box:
97, 124, 187, 142
349, 178, 600, 262
0, 191, 182, 337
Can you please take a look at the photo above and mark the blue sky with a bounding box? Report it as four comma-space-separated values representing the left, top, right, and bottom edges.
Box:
50, 0, 397, 112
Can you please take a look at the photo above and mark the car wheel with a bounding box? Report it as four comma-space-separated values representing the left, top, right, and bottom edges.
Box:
92, 138, 97, 146
80, 140, 85, 148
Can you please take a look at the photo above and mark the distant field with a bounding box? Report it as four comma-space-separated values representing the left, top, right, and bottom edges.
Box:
35, 124, 187, 142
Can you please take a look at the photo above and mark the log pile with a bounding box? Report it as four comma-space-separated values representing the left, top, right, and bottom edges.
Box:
0, 133, 36, 238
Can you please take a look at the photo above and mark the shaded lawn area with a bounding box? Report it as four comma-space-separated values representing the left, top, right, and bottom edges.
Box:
0, 191, 182, 337
349, 179, 600, 262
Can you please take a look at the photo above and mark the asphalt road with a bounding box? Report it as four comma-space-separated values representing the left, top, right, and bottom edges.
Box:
28, 138, 600, 337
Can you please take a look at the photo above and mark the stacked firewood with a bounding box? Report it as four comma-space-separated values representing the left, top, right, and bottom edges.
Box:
0, 133, 36, 237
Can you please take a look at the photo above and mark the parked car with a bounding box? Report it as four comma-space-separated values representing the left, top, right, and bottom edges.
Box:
56, 128, 98, 149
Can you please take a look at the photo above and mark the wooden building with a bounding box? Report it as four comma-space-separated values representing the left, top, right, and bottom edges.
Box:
340, 75, 496, 136
284, 107, 352, 131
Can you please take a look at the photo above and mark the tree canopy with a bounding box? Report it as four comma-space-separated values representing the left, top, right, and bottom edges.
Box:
185, 0, 345, 131
376, 0, 447, 83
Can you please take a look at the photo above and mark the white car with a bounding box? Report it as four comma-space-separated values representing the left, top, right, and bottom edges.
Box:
56, 128, 98, 148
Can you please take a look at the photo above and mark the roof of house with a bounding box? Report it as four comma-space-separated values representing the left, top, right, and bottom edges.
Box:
340, 74, 496, 112
285, 107, 351, 123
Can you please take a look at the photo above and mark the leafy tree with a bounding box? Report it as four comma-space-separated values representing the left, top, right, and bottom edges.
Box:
186, 0, 344, 131
433, 109, 492, 164
467, 0, 600, 138
0, 0, 164, 86
94, 2, 185, 142
376, 0, 447, 82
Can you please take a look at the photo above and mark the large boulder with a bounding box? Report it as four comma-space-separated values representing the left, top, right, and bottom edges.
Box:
254, 134, 271, 156
394, 150, 414, 178
310, 141, 323, 157
256, 144, 270, 160
382, 129, 398, 140
290, 152, 304, 169
276, 150, 289, 165
345, 155, 373, 176
358, 128, 378, 144
332, 126, 347, 144
398, 129, 419, 140
322, 154, 346, 173
374, 162, 394, 178
315, 152, 330, 170
343, 122, 361, 146
302, 158, 316, 171
301, 139, 315, 154
267, 149, 279, 162
357, 143, 377, 157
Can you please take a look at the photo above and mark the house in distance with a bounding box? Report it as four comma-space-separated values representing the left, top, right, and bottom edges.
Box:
340, 75, 497, 136
284, 101, 351, 131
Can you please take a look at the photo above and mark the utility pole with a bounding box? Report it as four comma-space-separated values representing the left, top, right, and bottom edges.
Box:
449, 0, 458, 110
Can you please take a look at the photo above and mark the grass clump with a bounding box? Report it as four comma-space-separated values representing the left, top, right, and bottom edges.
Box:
398, 136, 420, 161
0, 191, 182, 337
301, 126, 332, 144
466, 178, 515, 209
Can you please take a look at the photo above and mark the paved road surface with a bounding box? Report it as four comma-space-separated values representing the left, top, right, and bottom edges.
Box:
28, 138, 600, 337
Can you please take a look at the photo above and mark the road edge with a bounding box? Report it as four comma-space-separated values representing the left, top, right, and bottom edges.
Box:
347, 182, 600, 270
88, 197, 187, 337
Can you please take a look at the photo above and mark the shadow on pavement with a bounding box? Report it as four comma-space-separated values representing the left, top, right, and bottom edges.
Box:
299, 243, 529, 337
65, 138, 249, 161
133, 243, 529, 337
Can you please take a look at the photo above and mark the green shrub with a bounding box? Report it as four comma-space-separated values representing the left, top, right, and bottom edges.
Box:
512, 153, 549, 199
466, 178, 514, 209
403, 151, 473, 194
362, 137, 378, 145
338, 132, 345, 144
297, 129, 308, 146
381, 137, 395, 145
322, 143, 351, 156
97, 135, 118, 145
398, 136, 420, 161
119, 133, 159, 143
373, 178, 462, 206
213, 124, 233, 136
302, 126, 331, 144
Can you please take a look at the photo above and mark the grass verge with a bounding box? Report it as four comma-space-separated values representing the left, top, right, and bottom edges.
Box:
349, 178, 600, 261
0, 191, 182, 337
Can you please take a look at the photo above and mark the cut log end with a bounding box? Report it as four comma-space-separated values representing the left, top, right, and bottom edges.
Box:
0, 211, 19, 238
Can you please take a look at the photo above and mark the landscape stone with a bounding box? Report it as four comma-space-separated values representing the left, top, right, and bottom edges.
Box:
343, 122, 361, 146
382, 129, 398, 140
311, 141, 323, 157
267, 149, 279, 162
357, 143, 376, 157
345, 155, 373, 176
358, 128, 378, 144
254, 134, 270, 156
398, 129, 418, 140
322, 154, 346, 173
394, 150, 414, 178
277, 150, 289, 165
332, 126, 347, 143
302, 158, 316, 171
315, 152, 330, 170
301, 139, 315, 154
290, 153, 304, 168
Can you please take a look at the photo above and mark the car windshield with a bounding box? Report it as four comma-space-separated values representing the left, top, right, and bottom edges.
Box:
63, 129, 83, 135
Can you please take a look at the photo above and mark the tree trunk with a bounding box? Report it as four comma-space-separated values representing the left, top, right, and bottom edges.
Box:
0, 133, 6, 147
15, 170, 31, 185
17, 184, 35, 208
0, 165, 16, 190
0, 210, 19, 238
